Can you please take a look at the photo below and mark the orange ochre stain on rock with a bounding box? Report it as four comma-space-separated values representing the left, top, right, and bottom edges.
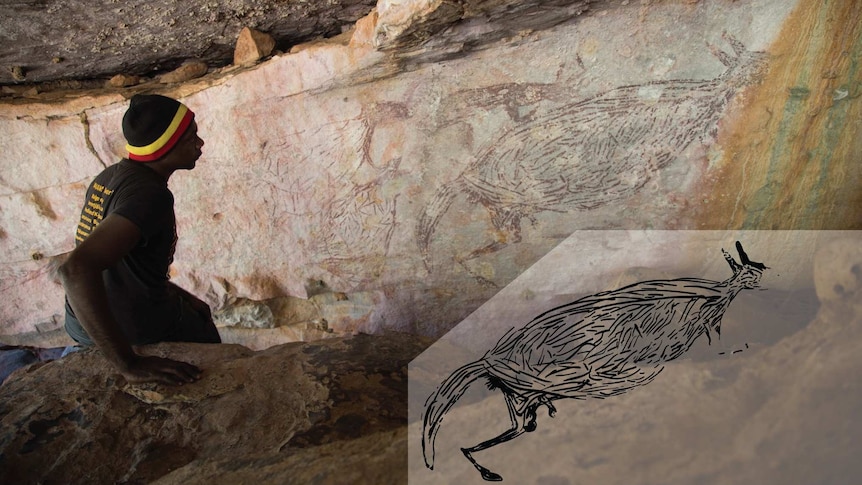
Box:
696, 0, 862, 230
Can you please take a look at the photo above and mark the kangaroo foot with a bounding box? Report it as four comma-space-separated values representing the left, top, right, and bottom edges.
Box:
480, 468, 504, 481
462, 448, 504, 481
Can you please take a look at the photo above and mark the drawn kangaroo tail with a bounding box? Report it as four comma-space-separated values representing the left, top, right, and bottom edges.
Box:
422, 359, 487, 469
417, 181, 462, 270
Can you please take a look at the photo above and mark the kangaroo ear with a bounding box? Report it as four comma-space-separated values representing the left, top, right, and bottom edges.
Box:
722, 248, 742, 275
735, 241, 767, 270
722, 31, 747, 57
708, 43, 734, 67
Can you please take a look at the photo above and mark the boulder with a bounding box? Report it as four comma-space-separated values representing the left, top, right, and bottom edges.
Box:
0, 332, 429, 485
159, 60, 209, 84
233, 27, 277, 66
107, 73, 141, 87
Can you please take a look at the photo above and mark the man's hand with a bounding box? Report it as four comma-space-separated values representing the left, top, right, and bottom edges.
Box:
120, 355, 203, 386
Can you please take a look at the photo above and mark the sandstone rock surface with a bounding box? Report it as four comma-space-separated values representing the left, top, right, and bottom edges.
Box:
233, 27, 277, 66
0, 0, 860, 350
0, 332, 428, 485
108, 74, 141, 88
0, 0, 379, 85
159, 60, 209, 84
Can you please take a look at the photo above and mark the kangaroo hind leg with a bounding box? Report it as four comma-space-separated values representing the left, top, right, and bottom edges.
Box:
461, 392, 532, 482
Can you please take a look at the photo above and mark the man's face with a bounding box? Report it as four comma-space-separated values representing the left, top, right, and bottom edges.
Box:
170, 121, 204, 170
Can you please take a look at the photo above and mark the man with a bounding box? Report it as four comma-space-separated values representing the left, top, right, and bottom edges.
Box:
60, 94, 220, 386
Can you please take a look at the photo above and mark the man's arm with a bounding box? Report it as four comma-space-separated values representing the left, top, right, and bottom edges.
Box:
60, 213, 202, 385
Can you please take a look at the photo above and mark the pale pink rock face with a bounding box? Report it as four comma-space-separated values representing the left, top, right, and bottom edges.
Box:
0, 0, 858, 351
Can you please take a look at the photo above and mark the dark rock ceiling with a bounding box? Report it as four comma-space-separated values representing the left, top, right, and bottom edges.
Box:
0, 0, 378, 85
0, 0, 597, 91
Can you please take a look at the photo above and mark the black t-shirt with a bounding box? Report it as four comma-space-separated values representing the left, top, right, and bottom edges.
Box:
66, 159, 180, 344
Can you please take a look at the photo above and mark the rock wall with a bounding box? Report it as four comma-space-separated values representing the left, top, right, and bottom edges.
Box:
1, 234, 859, 484
0, 333, 426, 484
0, 0, 378, 85
1, 0, 860, 348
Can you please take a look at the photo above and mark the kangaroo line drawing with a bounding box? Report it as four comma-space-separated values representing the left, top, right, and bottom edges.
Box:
422, 241, 768, 481
417, 34, 768, 282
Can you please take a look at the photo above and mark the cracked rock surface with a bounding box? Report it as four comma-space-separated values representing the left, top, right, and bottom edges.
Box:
0, 332, 429, 485
0, 0, 377, 85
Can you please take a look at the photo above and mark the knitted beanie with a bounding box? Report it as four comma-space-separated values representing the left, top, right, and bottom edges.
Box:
122, 94, 195, 162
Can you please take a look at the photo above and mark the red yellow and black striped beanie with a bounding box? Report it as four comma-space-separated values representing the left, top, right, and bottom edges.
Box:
122, 94, 195, 162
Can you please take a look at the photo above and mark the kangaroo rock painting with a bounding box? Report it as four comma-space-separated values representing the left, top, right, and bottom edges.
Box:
251, 102, 407, 289
422, 241, 767, 481
417, 34, 768, 277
